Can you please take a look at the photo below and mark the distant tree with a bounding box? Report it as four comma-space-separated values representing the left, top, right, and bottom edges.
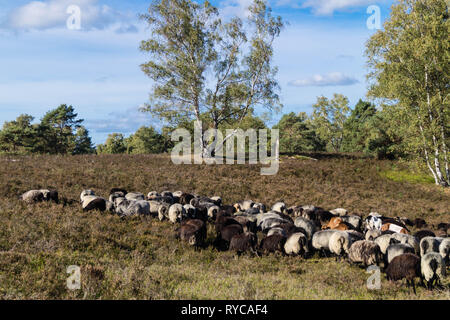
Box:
342, 99, 377, 152
97, 133, 127, 154
366, 0, 449, 186
73, 126, 95, 155
274, 112, 325, 154
309, 94, 350, 152
0, 114, 36, 153
37, 104, 84, 154
139, 0, 283, 157
127, 126, 167, 154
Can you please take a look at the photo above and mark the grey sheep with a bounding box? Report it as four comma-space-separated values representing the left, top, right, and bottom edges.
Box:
374, 234, 399, 255
439, 238, 449, 266
391, 233, 419, 254
348, 240, 381, 266
386, 243, 415, 264
284, 232, 309, 256
125, 192, 145, 201
419, 236, 444, 257
312, 230, 339, 254
294, 217, 316, 240
267, 227, 286, 237
421, 252, 446, 290
271, 202, 286, 214
365, 229, 382, 241
21, 190, 44, 204
330, 208, 348, 216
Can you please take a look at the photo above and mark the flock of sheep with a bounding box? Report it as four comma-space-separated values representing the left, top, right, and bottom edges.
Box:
22, 188, 449, 294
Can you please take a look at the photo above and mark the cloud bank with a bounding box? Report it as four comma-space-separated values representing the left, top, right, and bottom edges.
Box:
2, 0, 138, 32
288, 72, 359, 87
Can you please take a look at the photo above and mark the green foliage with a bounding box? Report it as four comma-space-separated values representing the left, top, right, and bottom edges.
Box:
0, 114, 36, 153
380, 169, 435, 185
274, 112, 325, 154
97, 133, 128, 154
127, 126, 170, 154
0, 106, 93, 155
309, 94, 350, 152
366, 0, 450, 185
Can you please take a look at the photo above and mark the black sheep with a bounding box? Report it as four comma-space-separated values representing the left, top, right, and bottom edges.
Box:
229, 232, 258, 255
259, 234, 287, 254
414, 230, 436, 241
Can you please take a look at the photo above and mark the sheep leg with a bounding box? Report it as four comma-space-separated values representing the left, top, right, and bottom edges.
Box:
411, 279, 416, 295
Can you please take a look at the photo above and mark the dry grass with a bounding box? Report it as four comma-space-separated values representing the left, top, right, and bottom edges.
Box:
0, 154, 449, 299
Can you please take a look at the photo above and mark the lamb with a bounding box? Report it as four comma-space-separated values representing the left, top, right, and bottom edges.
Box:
414, 230, 436, 241
419, 236, 444, 256
284, 232, 309, 257
229, 232, 258, 255
168, 203, 187, 223
348, 240, 381, 266
364, 213, 382, 231
329, 231, 351, 258
293, 217, 316, 240
259, 234, 286, 254
365, 229, 382, 241
386, 243, 415, 264
421, 252, 446, 290
439, 238, 449, 266
39, 189, 59, 203
385, 253, 421, 294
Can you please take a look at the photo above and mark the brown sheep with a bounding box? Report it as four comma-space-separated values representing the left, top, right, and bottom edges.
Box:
259, 234, 286, 254
385, 253, 422, 294
177, 219, 206, 247
229, 232, 258, 255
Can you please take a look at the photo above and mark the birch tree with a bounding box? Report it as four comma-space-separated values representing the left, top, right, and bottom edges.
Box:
139, 0, 283, 156
366, 0, 449, 186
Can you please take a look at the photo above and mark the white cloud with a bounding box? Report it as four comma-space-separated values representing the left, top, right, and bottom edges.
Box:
301, 0, 383, 15
2, 0, 137, 32
220, 0, 254, 18
288, 72, 359, 87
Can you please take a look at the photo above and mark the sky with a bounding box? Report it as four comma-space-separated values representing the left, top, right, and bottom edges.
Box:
0, 0, 395, 144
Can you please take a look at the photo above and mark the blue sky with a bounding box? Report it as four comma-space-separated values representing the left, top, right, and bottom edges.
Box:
0, 0, 394, 144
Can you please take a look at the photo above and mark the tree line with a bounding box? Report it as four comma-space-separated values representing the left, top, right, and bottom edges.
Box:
0, 0, 447, 186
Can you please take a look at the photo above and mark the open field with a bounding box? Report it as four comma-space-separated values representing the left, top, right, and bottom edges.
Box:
0, 154, 449, 299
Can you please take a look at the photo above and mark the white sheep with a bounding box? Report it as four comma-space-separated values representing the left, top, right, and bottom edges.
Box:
271, 202, 286, 214
312, 230, 339, 255
284, 232, 308, 256
329, 231, 351, 257
125, 192, 145, 201
330, 208, 347, 216
21, 190, 44, 204
341, 215, 362, 230
168, 203, 186, 223
421, 252, 446, 290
